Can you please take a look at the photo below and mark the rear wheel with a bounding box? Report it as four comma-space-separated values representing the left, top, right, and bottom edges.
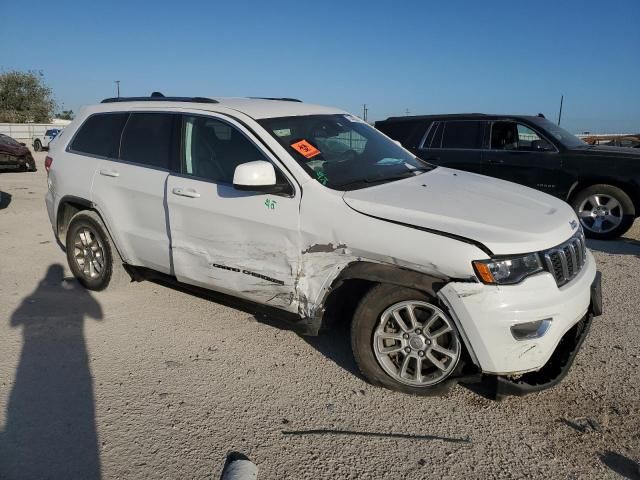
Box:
351, 284, 463, 395
65, 210, 131, 290
571, 184, 635, 239
33, 139, 42, 152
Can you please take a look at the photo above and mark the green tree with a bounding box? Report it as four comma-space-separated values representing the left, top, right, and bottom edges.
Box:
56, 110, 75, 120
0, 70, 56, 123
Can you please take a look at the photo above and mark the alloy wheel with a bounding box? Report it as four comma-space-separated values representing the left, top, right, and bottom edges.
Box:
578, 194, 623, 234
373, 300, 460, 387
73, 227, 105, 279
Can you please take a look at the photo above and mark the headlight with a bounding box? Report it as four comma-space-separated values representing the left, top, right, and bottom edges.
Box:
472, 253, 543, 285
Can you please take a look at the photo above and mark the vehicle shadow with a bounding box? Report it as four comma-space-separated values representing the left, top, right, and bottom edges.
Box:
142, 272, 364, 379
598, 451, 640, 479
587, 237, 640, 257
298, 320, 364, 379
0, 191, 11, 210
0, 264, 103, 480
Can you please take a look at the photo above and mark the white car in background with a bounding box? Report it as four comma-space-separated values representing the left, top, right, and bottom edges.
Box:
32, 128, 62, 151
44, 94, 602, 397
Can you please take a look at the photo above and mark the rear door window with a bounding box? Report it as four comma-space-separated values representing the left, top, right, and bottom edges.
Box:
70, 113, 129, 158
441, 121, 483, 149
119, 113, 178, 169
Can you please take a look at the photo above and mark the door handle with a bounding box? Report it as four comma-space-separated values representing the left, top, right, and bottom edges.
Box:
172, 187, 201, 198
486, 159, 504, 164
99, 169, 120, 177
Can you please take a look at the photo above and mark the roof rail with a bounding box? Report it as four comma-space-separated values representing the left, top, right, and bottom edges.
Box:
101, 92, 218, 104
249, 97, 302, 102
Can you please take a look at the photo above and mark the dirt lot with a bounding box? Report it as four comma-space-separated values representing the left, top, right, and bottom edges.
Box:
1, 151, 639, 479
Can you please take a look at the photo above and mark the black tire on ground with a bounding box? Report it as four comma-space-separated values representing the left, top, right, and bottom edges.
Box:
571, 184, 635, 240
350, 283, 463, 396
65, 210, 131, 291
33, 140, 42, 152
22, 157, 36, 172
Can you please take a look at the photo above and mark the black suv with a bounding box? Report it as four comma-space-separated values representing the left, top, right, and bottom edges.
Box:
376, 114, 640, 239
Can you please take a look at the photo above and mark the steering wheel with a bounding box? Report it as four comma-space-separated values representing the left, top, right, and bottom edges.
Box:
333, 148, 358, 163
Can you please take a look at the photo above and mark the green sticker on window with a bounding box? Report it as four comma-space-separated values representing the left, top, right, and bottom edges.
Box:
316, 171, 328, 185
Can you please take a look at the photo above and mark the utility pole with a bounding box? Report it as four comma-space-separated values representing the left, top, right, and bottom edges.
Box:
362, 104, 368, 122
115, 80, 121, 98
557, 95, 563, 126
405, 108, 410, 116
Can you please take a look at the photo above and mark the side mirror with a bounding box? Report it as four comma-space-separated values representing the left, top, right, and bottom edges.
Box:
19, 142, 26, 146
233, 161, 290, 194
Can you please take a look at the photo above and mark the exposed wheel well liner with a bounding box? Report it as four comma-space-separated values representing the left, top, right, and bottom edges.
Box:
314, 261, 453, 333
56, 196, 126, 263
56, 196, 93, 242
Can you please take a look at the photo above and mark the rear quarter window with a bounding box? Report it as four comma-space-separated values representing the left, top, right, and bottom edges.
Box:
70, 113, 129, 158
376, 120, 424, 146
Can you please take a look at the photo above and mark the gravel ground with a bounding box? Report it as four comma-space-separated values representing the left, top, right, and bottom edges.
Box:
0, 151, 639, 480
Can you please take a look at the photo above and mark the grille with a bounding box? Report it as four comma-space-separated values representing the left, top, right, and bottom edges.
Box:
542, 230, 587, 287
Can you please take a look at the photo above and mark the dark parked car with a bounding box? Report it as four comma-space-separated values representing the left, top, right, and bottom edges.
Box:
376, 114, 640, 239
0, 134, 36, 172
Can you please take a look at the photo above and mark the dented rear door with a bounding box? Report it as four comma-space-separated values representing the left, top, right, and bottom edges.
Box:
166, 113, 301, 311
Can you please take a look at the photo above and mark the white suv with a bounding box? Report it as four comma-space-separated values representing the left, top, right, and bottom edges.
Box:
45, 94, 602, 396
33, 128, 62, 151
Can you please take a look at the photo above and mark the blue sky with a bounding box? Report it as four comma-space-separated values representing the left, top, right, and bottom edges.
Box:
2, 0, 638, 133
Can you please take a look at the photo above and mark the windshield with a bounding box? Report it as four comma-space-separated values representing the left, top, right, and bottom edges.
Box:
0, 134, 20, 146
530, 118, 587, 148
259, 114, 434, 190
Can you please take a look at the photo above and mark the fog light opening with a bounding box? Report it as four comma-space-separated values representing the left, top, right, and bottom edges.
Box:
511, 318, 552, 340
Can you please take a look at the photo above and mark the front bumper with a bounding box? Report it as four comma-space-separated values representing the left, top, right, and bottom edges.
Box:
438, 250, 598, 375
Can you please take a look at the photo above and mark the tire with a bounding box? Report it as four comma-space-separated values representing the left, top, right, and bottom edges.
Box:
351, 284, 463, 395
65, 210, 131, 290
33, 140, 42, 152
571, 184, 635, 240
21, 157, 36, 172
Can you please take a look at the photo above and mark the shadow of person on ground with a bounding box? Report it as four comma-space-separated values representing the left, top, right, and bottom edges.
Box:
599, 451, 640, 480
0, 264, 103, 480
587, 237, 640, 257
0, 191, 12, 210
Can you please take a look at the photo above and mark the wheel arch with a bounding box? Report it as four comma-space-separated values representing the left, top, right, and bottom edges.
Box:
313, 261, 453, 334
56, 196, 127, 262
567, 177, 640, 216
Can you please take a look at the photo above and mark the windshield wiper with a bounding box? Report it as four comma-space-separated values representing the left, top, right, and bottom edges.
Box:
337, 167, 430, 190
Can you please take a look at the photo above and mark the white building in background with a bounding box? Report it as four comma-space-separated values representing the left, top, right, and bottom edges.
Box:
0, 119, 72, 141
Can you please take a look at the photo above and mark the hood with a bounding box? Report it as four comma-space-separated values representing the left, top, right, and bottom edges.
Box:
571, 145, 640, 159
0, 141, 29, 156
342, 167, 578, 255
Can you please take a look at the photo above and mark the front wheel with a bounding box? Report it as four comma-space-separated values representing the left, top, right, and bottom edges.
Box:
571, 184, 635, 239
33, 140, 42, 152
351, 284, 463, 395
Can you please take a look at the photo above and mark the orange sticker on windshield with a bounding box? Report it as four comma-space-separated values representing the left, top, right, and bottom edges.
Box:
291, 140, 320, 159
